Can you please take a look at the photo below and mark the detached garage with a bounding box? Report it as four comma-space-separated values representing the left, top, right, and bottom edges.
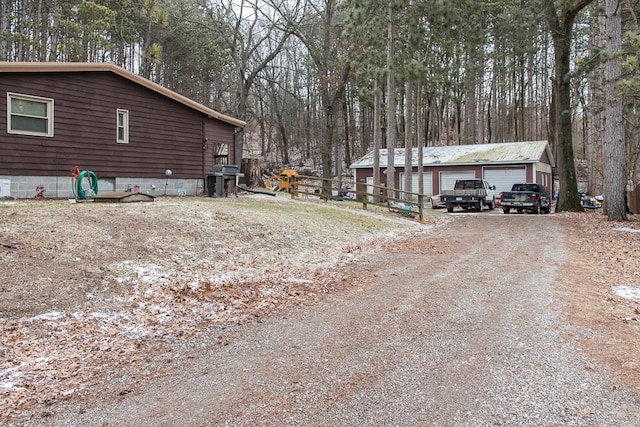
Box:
350, 141, 554, 197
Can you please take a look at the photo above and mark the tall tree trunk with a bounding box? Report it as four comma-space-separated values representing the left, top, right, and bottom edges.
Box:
0, 0, 7, 60
553, 35, 582, 210
417, 82, 424, 196
386, 4, 396, 197
544, 0, 593, 212
343, 95, 351, 170
404, 79, 414, 201
373, 78, 382, 202
588, 0, 606, 196
604, 0, 627, 220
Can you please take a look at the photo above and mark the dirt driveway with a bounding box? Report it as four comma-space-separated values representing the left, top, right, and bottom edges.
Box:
28, 212, 640, 426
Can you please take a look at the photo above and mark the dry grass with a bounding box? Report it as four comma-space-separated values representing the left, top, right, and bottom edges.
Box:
0, 194, 434, 419
2, 196, 639, 422
557, 211, 640, 390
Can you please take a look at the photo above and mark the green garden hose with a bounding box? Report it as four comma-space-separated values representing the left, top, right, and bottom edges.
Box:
76, 170, 98, 200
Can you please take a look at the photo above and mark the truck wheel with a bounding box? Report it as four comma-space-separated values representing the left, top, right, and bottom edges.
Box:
532, 202, 540, 214
503, 207, 510, 214
488, 201, 495, 210
446, 204, 453, 213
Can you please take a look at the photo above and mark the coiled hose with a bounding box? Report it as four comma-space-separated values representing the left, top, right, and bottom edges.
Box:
74, 170, 98, 200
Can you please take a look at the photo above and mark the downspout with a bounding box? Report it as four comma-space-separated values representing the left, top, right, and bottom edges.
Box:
234, 127, 244, 193
202, 118, 208, 196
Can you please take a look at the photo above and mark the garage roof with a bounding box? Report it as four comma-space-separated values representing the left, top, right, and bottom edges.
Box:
350, 141, 553, 169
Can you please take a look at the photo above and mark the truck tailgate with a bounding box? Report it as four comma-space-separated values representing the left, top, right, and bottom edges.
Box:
441, 189, 485, 197
507, 193, 532, 201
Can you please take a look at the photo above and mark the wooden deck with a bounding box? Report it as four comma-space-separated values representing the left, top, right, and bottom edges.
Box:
92, 191, 155, 203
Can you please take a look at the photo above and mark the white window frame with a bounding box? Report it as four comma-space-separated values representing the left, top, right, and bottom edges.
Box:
7, 92, 54, 137
116, 109, 129, 143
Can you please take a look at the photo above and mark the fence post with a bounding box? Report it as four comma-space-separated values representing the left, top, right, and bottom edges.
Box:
291, 176, 297, 199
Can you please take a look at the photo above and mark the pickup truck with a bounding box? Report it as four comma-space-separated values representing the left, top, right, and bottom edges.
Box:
441, 179, 496, 213
499, 183, 551, 214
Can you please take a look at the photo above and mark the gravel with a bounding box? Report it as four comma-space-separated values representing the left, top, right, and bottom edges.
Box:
32, 213, 640, 427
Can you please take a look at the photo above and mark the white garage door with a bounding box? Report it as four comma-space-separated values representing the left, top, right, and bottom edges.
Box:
400, 172, 434, 195
483, 167, 526, 193
366, 176, 374, 202
440, 171, 476, 192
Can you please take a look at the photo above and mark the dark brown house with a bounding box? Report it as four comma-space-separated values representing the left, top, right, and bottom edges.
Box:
0, 62, 245, 199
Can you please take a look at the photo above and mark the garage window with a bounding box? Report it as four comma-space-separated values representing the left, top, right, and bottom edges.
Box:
7, 92, 54, 137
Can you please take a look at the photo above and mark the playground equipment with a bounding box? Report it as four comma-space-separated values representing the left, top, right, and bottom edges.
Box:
72, 166, 98, 200
278, 169, 298, 193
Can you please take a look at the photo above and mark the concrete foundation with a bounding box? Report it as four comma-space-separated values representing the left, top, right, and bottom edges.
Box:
0, 175, 205, 199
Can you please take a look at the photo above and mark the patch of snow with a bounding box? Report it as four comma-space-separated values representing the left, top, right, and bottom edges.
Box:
33, 357, 49, 365
0, 381, 22, 390
612, 285, 640, 303
133, 263, 167, 283
286, 277, 313, 284
614, 227, 640, 233
23, 311, 65, 322
111, 261, 168, 285
87, 312, 123, 328
120, 324, 150, 339
207, 272, 240, 283
0, 366, 24, 391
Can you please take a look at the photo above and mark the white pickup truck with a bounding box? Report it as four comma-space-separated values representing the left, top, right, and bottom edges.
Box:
441, 179, 496, 212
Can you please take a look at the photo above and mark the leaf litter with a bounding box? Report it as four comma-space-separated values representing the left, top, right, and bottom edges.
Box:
0, 195, 433, 422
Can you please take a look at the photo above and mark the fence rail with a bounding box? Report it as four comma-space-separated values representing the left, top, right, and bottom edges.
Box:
288, 175, 428, 221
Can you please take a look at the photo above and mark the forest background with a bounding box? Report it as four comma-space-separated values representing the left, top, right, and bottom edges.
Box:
1, 0, 639, 217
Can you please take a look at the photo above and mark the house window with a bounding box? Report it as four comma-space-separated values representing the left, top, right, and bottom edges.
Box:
117, 109, 129, 143
7, 92, 54, 137
213, 142, 229, 164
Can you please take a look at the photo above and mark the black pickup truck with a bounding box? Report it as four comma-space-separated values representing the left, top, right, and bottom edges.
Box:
499, 183, 551, 214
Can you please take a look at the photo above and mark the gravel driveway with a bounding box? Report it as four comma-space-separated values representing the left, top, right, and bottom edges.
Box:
34, 214, 640, 426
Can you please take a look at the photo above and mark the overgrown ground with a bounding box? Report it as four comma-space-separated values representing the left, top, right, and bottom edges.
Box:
0, 195, 639, 424
0, 195, 432, 422
559, 211, 640, 389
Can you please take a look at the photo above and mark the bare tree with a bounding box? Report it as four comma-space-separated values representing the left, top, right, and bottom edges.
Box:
270, 0, 350, 192
224, 0, 292, 120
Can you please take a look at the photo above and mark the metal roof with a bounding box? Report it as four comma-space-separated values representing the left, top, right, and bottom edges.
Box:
0, 62, 246, 128
350, 141, 554, 169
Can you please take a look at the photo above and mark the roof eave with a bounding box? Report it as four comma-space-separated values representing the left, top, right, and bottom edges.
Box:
352, 160, 538, 169
0, 62, 246, 128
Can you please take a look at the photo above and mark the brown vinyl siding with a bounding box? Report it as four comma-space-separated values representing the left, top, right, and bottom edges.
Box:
1, 70, 238, 179
204, 119, 235, 168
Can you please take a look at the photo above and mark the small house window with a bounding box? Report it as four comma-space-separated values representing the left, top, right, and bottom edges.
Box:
213, 142, 229, 165
117, 109, 129, 143
7, 92, 54, 137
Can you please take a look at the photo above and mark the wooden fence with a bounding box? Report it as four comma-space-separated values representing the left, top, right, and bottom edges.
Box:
286, 175, 427, 221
